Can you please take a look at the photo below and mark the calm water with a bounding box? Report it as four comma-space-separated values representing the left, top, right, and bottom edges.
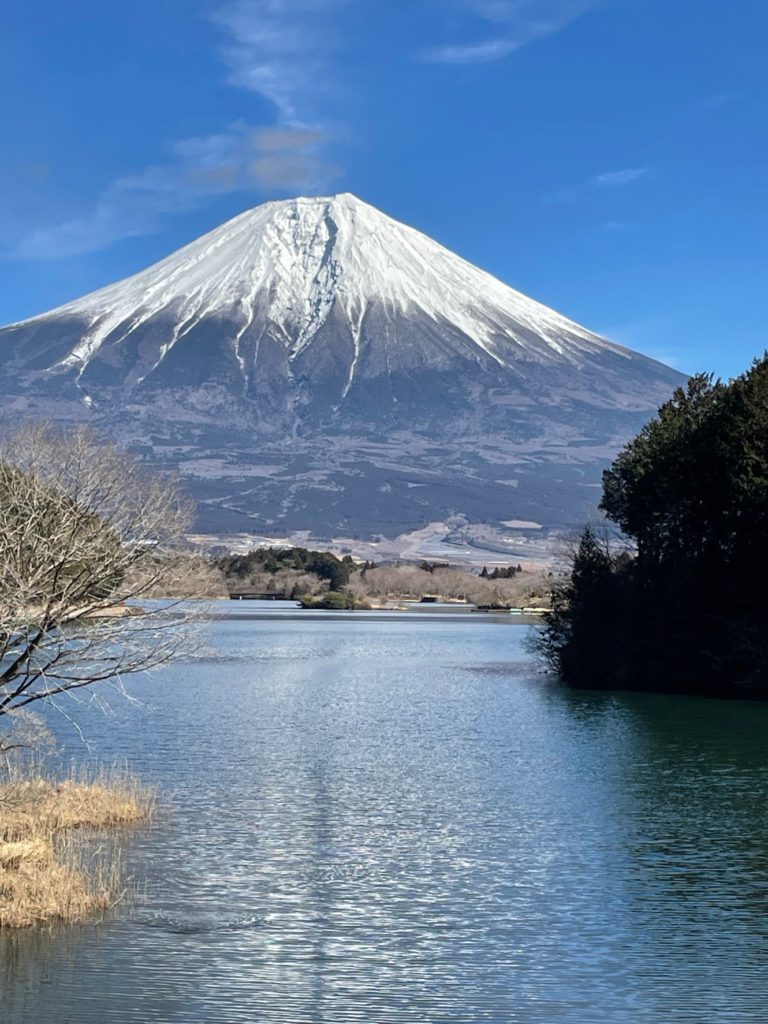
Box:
2, 606, 768, 1023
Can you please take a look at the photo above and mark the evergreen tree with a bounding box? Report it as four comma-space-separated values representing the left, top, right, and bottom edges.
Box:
535, 354, 768, 695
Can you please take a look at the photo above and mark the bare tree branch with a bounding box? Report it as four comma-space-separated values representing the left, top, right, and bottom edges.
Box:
0, 423, 205, 716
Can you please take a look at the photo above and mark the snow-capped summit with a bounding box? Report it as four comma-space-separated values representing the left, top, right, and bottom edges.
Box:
5, 193, 650, 391
0, 194, 684, 538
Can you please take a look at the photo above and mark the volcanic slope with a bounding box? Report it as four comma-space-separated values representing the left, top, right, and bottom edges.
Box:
0, 193, 684, 540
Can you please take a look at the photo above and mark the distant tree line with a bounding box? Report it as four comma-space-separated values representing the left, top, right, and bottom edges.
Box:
214, 547, 551, 609
480, 565, 523, 579
534, 355, 768, 696
349, 563, 550, 608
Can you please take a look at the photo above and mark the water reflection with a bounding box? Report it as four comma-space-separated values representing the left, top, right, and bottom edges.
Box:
2, 616, 767, 1022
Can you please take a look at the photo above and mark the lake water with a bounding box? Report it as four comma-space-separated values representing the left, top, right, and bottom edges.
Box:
2, 605, 768, 1023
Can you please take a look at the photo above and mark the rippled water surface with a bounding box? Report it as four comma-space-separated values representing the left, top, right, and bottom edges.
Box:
2, 607, 768, 1022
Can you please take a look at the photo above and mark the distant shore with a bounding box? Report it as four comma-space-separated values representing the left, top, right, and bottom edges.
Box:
206, 598, 546, 623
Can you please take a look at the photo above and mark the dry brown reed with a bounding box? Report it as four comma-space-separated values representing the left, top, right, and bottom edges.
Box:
0, 769, 154, 929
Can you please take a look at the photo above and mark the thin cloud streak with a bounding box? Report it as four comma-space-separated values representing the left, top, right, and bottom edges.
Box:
423, 39, 521, 64
547, 166, 650, 203
212, 0, 347, 123
423, 0, 600, 64
12, 125, 342, 260
593, 167, 648, 187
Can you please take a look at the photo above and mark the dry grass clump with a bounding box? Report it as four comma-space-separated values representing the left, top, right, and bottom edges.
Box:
0, 771, 154, 929
0, 835, 104, 929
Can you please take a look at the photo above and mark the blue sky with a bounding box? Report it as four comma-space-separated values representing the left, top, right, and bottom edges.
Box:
1, 0, 766, 379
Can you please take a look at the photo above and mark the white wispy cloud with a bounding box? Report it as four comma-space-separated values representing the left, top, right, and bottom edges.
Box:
423, 0, 600, 65
593, 167, 648, 187
10, 1, 347, 260
213, 0, 346, 122
13, 124, 342, 260
547, 165, 650, 203
423, 38, 521, 64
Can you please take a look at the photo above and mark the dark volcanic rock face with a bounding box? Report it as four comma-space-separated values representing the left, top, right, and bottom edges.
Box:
0, 194, 684, 540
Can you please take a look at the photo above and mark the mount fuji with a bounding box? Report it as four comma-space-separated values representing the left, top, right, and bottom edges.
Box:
0, 193, 683, 552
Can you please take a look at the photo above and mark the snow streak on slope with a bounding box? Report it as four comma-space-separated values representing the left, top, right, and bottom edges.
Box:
11, 193, 622, 382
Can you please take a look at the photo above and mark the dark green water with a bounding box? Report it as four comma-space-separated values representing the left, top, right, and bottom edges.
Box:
2, 606, 767, 1022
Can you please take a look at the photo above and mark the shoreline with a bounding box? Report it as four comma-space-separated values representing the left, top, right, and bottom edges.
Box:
0, 773, 154, 930
208, 602, 545, 624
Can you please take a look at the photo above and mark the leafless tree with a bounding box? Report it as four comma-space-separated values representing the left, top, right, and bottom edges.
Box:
353, 563, 553, 608
0, 423, 201, 719
126, 552, 227, 599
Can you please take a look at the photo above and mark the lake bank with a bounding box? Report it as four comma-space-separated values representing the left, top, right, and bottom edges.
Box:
206, 597, 547, 623
0, 773, 153, 929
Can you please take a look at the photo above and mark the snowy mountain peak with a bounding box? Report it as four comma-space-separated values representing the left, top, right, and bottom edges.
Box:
14, 193, 617, 380
0, 194, 685, 539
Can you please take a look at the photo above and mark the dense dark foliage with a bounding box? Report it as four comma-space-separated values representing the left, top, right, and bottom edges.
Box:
480, 565, 523, 579
216, 547, 355, 592
536, 356, 768, 696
